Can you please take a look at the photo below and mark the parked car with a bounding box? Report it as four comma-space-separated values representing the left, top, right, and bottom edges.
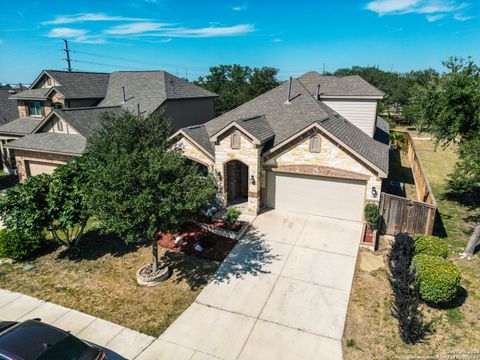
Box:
0, 319, 105, 360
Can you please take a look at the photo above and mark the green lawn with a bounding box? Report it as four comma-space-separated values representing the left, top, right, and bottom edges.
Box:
343, 139, 480, 359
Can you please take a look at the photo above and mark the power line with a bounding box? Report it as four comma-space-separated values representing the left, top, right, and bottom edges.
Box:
72, 59, 144, 71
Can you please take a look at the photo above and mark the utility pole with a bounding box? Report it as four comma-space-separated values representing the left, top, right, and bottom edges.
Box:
322, 63, 326, 75
63, 39, 72, 72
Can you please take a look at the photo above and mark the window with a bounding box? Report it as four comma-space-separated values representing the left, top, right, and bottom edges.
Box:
231, 131, 241, 149
27, 101, 42, 117
57, 120, 64, 132
309, 135, 321, 152
52, 102, 63, 110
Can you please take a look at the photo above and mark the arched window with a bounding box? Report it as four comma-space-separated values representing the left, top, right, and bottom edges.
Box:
231, 131, 241, 149
309, 134, 321, 153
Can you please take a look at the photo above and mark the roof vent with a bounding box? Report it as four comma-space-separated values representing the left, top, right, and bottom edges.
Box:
122, 86, 127, 103
8, 89, 16, 94
315, 84, 321, 100
284, 76, 292, 105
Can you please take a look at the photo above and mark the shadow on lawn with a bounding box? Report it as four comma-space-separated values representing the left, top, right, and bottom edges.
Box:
57, 228, 143, 262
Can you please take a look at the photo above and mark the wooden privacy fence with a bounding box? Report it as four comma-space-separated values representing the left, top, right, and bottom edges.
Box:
380, 131, 437, 236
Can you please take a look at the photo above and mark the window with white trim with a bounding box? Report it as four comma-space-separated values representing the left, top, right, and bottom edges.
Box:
27, 101, 42, 117
309, 134, 321, 152
231, 131, 240, 149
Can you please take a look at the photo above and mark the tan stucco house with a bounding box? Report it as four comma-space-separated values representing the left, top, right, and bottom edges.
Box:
171, 72, 390, 221
0, 69, 217, 180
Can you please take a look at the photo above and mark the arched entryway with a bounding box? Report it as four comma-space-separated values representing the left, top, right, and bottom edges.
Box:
225, 160, 248, 205
185, 158, 209, 176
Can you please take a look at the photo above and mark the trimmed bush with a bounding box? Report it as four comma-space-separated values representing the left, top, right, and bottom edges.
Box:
222, 207, 242, 226
413, 254, 461, 304
0, 229, 44, 261
364, 204, 380, 229
414, 234, 449, 258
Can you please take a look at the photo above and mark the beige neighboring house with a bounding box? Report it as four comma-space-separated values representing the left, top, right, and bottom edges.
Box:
171, 71, 390, 220
0, 69, 217, 181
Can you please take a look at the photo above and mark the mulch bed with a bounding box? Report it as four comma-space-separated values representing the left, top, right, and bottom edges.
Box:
157, 223, 237, 261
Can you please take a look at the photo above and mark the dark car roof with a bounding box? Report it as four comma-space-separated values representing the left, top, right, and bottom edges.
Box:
0, 319, 99, 360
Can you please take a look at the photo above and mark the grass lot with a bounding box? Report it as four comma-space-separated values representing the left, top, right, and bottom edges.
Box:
343, 140, 480, 359
0, 224, 220, 336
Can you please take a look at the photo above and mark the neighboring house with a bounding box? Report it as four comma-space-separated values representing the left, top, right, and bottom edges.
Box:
0, 69, 217, 181
0, 89, 21, 173
171, 71, 390, 220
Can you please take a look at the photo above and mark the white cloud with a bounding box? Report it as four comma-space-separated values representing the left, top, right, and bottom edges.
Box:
45, 27, 105, 44
272, 38, 282, 43
162, 24, 255, 37
232, 5, 247, 11
160, 38, 172, 42
426, 13, 446, 21
104, 22, 172, 35
366, 0, 471, 22
43, 13, 148, 25
453, 13, 473, 20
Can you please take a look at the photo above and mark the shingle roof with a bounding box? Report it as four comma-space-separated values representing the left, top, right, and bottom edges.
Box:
182, 125, 214, 156
236, 115, 275, 143
8, 88, 50, 100
45, 70, 110, 99
0, 117, 43, 135
374, 116, 390, 145
6, 133, 86, 155
0, 89, 19, 125
297, 72, 385, 97
99, 71, 217, 115
196, 72, 388, 175
54, 106, 121, 138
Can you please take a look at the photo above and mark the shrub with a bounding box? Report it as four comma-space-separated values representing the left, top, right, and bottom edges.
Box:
364, 204, 379, 229
414, 234, 449, 258
413, 254, 461, 304
222, 207, 242, 226
0, 229, 44, 261
390, 131, 409, 152
388, 233, 426, 344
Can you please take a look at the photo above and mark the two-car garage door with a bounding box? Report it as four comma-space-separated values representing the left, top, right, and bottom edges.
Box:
266, 172, 366, 222
26, 161, 58, 177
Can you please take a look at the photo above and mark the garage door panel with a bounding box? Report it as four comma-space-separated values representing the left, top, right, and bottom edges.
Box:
26, 161, 58, 177
266, 172, 365, 222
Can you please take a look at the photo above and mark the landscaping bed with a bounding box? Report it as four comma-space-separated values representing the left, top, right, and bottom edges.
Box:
0, 227, 220, 337
157, 222, 238, 261
343, 139, 480, 359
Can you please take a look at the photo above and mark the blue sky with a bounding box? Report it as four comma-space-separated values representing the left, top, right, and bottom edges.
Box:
0, 0, 479, 83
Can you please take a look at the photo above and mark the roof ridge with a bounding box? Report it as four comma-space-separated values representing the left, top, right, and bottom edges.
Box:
60, 105, 121, 112
45, 70, 110, 75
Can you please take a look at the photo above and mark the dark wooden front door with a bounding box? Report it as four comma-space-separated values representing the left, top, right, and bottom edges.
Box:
226, 160, 248, 202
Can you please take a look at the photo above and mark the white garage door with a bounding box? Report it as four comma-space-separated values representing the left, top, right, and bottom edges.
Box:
266, 172, 366, 221
26, 161, 58, 177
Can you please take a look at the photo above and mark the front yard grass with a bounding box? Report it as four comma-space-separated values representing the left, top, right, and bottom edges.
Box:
343, 140, 480, 359
0, 223, 220, 337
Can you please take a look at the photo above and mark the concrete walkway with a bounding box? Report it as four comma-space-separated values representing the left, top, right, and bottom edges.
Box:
140, 210, 362, 360
0, 288, 155, 359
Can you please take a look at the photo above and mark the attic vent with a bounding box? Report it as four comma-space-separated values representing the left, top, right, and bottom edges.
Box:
315, 84, 321, 100
284, 77, 293, 104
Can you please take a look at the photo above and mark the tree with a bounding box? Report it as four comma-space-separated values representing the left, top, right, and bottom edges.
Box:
410, 57, 480, 255
0, 159, 91, 248
195, 65, 279, 115
47, 157, 91, 248
86, 110, 217, 272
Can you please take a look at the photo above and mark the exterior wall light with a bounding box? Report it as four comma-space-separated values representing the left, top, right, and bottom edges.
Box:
217, 171, 222, 181
371, 186, 378, 199
250, 175, 256, 185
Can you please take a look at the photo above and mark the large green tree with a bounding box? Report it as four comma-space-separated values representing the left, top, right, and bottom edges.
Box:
410, 57, 480, 255
195, 65, 279, 115
86, 110, 217, 271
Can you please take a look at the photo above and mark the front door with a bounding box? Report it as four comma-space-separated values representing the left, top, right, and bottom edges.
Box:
226, 160, 248, 203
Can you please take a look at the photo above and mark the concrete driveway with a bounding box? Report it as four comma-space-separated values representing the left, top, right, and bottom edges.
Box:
139, 210, 362, 360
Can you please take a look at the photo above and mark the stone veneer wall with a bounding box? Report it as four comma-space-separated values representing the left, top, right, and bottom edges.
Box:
14, 150, 73, 182
175, 137, 215, 170
215, 131, 262, 214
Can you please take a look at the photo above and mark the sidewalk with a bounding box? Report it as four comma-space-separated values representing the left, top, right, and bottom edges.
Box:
0, 288, 155, 359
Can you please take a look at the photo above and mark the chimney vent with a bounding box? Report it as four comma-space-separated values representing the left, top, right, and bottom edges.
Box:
315, 84, 321, 100
122, 86, 127, 102
284, 76, 292, 104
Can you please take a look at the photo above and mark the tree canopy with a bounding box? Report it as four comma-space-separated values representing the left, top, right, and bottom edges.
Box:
195, 65, 279, 115
86, 110, 217, 270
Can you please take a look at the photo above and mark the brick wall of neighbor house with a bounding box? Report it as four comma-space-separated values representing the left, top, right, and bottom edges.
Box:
17, 101, 27, 117
215, 130, 262, 214
176, 137, 215, 170
264, 131, 382, 204
14, 150, 72, 182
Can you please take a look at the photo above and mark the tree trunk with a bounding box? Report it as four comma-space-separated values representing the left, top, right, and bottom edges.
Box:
152, 239, 159, 272
463, 222, 480, 256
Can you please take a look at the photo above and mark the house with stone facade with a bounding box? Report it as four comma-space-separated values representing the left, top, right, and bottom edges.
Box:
171, 71, 390, 220
0, 69, 217, 180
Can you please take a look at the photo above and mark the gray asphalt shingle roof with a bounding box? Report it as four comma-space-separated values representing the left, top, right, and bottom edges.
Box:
182, 125, 215, 156
99, 71, 217, 115
0, 117, 43, 135
0, 89, 19, 125
45, 70, 110, 99
8, 88, 50, 100
55, 106, 121, 138
7, 133, 86, 155
236, 115, 275, 143
297, 72, 385, 97
197, 72, 388, 174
